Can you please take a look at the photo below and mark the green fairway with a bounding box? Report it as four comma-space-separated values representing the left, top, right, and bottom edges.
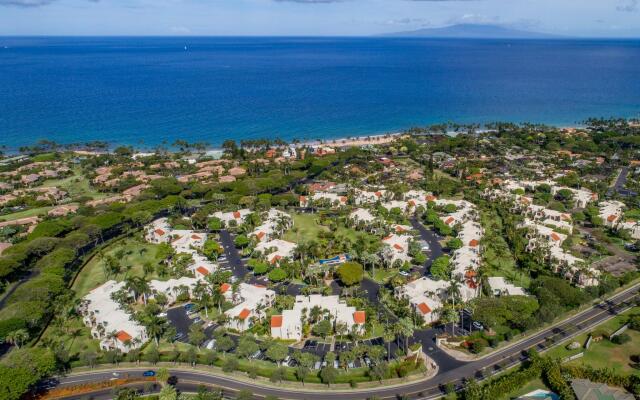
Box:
72, 236, 168, 298
42, 166, 107, 200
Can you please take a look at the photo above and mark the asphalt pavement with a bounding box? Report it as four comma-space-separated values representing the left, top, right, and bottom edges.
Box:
54, 283, 640, 400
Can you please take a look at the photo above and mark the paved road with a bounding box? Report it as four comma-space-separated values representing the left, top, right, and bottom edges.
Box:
608, 166, 637, 198
410, 216, 445, 276
54, 284, 639, 399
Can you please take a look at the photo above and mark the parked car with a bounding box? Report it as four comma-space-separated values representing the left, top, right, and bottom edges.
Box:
142, 370, 156, 377
193, 317, 202, 324
472, 321, 484, 331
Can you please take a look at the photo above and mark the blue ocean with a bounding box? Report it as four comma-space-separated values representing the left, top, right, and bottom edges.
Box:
0, 36, 639, 149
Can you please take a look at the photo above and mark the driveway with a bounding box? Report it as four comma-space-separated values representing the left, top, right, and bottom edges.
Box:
218, 229, 250, 279
410, 216, 445, 275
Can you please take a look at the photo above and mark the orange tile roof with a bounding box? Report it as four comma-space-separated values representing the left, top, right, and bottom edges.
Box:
116, 330, 132, 343
469, 239, 479, 247
353, 311, 366, 324
426, 195, 437, 201
196, 266, 210, 276
393, 243, 403, 251
408, 200, 416, 207
154, 228, 166, 236
465, 270, 477, 278
270, 254, 282, 264
299, 195, 306, 202
271, 315, 283, 328
375, 191, 382, 197
238, 308, 251, 320
607, 214, 617, 223
417, 302, 431, 315
395, 226, 406, 233
550, 232, 561, 241
233, 211, 241, 219
256, 231, 266, 240
220, 283, 231, 293
191, 234, 201, 240
340, 196, 348, 203
445, 217, 454, 225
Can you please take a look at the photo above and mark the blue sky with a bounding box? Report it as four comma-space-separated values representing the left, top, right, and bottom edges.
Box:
0, 0, 638, 37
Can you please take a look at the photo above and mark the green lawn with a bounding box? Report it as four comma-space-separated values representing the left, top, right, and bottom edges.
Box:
0, 205, 53, 222
72, 236, 168, 299
369, 268, 399, 284
42, 167, 106, 200
283, 212, 329, 243
546, 307, 640, 377
499, 377, 552, 400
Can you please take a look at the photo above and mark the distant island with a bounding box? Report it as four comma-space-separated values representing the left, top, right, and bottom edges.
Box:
384, 23, 561, 39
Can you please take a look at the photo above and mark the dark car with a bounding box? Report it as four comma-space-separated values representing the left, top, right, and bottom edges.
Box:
142, 370, 156, 377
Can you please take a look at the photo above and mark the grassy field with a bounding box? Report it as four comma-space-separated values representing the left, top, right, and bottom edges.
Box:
499, 378, 553, 400
545, 306, 640, 377
480, 210, 531, 289
42, 166, 107, 200
72, 235, 168, 299
283, 212, 329, 243
0, 205, 53, 222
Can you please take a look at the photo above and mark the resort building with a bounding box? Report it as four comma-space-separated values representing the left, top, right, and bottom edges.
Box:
254, 239, 297, 264
395, 277, 449, 324
80, 280, 148, 352
299, 192, 348, 208
211, 209, 252, 227
353, 189, 390, 205
250, 208, 293, 242
487, 277, 526, 296
270, 294, 366, 341
223, 283, 276, 332
381, 233, 412, 266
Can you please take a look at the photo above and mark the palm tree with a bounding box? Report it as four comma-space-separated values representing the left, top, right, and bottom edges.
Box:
6, 329, 29, 349
397, 318, 415, 354
144, 315, 167, 345
383, 326, 395, 362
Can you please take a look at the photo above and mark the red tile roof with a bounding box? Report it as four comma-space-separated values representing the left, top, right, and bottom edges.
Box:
116, 330, 132, 343
353, 311, 366, 324
408, 200, 416, 207
191, 234, 201, 240
270, 254, 282, 264
445, 217, 454, 225
154, 228, 166, 236
550, 232, 561, 241
469, 239, 479, 247
233, 211, 241, 219
256, 231, 266, 240
220, 283, 231, 293
238, 308, 251, 320
395, 226, 406, 233
196, 266, 210, 276
393, 243, 403, 251
375, 191, 382, 197
426, 195, 437, 201
417, 302, 431, 315
271, 315, 283, 328
607, 214, 618, 223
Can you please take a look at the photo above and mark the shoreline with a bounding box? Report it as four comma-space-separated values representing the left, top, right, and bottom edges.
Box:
5, 121, 636, 156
